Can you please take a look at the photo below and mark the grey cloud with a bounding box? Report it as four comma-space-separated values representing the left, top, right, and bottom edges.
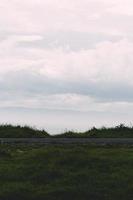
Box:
17, 31, 123, 51
0, 70, 133, 103
96, 13, 133, 36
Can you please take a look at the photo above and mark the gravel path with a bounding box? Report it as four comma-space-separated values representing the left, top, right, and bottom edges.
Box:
1, 138, 133, 145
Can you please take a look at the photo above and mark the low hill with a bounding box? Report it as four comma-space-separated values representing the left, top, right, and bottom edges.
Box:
54, 124, 133, 138
0, 125, 49, 138
1, 124, 133, 138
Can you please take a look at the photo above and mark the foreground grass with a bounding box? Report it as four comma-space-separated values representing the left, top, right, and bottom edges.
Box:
0, 145, 133, 199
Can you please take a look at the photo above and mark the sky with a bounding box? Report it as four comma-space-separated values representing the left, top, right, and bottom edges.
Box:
0, 0, 133, 133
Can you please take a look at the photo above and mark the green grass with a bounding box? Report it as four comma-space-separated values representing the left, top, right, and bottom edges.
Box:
1, 145, 133, 199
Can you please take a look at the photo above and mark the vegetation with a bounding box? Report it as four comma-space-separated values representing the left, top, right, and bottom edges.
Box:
1, 123, 133, 138
59, 124, 133, 138
0, 145, 133, 199
0, 125, 48, 138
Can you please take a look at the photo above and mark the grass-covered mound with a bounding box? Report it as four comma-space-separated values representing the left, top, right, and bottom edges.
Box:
1, 123, 133, 138
55, 124, 133, 138
0, 125, 49, 138
1, 145, 133, 200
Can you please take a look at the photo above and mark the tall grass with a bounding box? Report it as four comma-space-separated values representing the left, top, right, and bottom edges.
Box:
0, 145, 133, 199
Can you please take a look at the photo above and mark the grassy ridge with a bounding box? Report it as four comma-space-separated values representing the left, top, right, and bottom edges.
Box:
1, 124, 133, 138
0, 125, 48, 138
0, 145, 133, 200
57, 124, 133, 138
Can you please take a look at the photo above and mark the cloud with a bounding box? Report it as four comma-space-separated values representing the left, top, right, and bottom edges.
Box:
0, 0, 131, 35
18, 31, 122, 51
0, 37, 133, 107
0, 0, 133, 130
108, 0, 133, 16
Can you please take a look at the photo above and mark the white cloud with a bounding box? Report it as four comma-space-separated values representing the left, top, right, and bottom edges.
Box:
108, 0, 133, 16
0, 0, 131, 35
30, 39, 133, 86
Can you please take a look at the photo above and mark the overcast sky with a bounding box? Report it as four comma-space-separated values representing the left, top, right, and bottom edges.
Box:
0, 0, 133, 133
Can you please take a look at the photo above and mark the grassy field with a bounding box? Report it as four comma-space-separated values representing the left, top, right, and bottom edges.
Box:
0, 145, 133, 200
